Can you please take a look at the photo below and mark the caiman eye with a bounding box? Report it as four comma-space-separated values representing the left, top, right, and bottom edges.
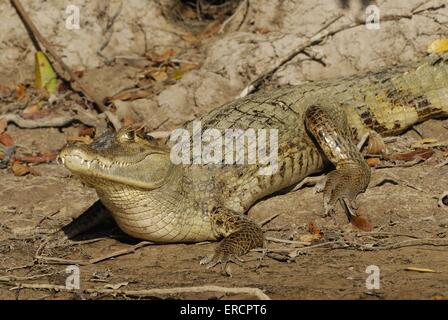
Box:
121, 130, 135, 142
143, 133, 155, 141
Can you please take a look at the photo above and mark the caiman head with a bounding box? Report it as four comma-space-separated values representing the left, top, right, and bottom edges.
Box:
59, 127, 172, 190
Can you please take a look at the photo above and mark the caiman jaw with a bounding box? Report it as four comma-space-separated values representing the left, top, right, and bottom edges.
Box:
59, 128, 173, 190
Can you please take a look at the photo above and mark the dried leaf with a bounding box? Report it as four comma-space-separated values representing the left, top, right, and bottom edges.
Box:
11, 161, 31, 176
15, 83, 26, 100
427, 38, 448, 54
387, 148, 433, 161
0, 118, 7, 134
16, 152, 57, 164
161, 48, 176, 60
367, 158, 380, 167
78, 126, 95, 138
181, 33, 199, 44
147, 69, 168, 82
405, 267, 436, 273
108, 88, 152, 102
308, 221, 322, 236
0, 132, 14, 147
22, 104, 41, 116
146, 49, 176, 63
35, 51, 58, 94
350, 216, 373, 231
171, 63, 198, 80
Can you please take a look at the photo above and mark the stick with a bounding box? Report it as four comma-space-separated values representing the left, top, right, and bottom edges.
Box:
10, 0, 108, 114
265, 236, 311, 246
238, 5, 446, 98
356, 231, 421, 239
0, 106, 105, 129
238, 13, 346, 98
259, 213, 279, 227
356, 238, 448, 251
5, 283, 271, 300
36, 241, 153, 266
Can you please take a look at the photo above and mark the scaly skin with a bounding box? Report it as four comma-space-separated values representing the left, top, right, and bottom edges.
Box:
59, 53, 448, 275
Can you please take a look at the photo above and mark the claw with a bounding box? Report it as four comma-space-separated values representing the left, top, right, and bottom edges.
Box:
200, 251, 244, 277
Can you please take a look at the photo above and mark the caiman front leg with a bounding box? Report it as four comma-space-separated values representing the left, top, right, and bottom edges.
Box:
304, 105, 371, 220
200, 209, 264, 276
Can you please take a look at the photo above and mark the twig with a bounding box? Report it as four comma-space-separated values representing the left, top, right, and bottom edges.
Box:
10, 0, 111, 117
35, 241, 153, 266
435, 158, 448, 168
4, 283, 271, 300
238, 13, 346, 98
97, 1, 124, 55
354, 238, 448, 251
356, 231, 421, 239
265, 236, 311, 246
259, 213, 279, 227
35, 210, 60, 228
218, 0, 248, 34
0, 106, 105, 129
238, 5, 446, 98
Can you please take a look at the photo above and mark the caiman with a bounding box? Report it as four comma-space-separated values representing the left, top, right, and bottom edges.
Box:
59, 53, 448, 274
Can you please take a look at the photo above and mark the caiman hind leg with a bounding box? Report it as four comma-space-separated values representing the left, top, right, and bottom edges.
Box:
200, 209, 264, 276
304, 105, 371, 220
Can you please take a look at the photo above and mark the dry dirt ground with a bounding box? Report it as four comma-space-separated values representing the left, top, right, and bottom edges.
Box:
1, 0, 448, 300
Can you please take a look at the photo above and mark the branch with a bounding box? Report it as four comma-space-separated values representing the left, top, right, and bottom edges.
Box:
3, 282, 271, 300
10, 0, 107, 114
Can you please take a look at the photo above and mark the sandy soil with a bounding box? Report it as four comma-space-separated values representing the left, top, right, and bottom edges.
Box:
0, 0, 447, 299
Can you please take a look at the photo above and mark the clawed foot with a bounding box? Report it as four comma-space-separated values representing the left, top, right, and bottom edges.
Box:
322, 163, 369, 221
200, 250, 245, 277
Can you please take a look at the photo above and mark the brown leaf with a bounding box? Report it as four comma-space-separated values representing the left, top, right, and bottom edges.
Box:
387, 148, 433, 161
181, 33, 199, 44
367, 158, 380, 167
0, 132, 14, 147
146, 49, 176, 63
147, 69, 168, 82
108, 88, 152, 102
308, 221, 322, 236
0, 118, 7, 134
11, 161, 31, 176
21, 104, 51, 120
350, 216, 373, 231
160, 48, 176, 60
78, 126, 95, 138
22, 104, 40, 115
16, 152, 57, 164
15, 83, 26, 100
